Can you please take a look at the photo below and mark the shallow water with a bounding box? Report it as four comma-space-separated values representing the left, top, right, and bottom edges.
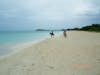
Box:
0, 31, 60, 56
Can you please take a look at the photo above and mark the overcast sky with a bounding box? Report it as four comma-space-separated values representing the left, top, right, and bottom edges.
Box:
0, 0, 100, 30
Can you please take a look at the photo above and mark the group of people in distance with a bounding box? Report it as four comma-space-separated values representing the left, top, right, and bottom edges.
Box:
49, 30, 67, 38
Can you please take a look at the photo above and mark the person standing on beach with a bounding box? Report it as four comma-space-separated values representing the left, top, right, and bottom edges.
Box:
63, 30, 67, 38
50, 31, 54, 38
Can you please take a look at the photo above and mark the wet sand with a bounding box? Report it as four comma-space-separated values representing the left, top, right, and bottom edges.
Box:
0, 31, 100, 75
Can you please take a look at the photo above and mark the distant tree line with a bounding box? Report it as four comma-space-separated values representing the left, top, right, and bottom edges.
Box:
68, 24, 100, 32
35, 24, 100, 32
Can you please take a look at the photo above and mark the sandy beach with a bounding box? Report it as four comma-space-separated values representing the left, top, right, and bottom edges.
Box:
0, 31, 100, 75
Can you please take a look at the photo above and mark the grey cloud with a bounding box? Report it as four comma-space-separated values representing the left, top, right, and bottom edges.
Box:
0, 0, 100, 30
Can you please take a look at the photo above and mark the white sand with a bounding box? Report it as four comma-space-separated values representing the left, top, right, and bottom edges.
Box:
0, 31, 100, 75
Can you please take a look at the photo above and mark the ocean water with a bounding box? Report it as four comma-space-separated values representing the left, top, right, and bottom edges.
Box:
0, 31, 60, 56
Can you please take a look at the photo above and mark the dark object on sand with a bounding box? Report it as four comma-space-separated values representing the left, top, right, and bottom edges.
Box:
50, 31, 54, 37
63, 30, 67, 38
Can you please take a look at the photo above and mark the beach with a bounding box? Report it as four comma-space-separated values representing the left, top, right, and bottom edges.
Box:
0, 31, 100, 75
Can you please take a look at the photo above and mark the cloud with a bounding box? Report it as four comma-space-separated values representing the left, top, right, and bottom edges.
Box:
0, 0, 100, 30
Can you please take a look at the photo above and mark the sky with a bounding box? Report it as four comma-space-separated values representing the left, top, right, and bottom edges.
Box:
0, 0, 100, 30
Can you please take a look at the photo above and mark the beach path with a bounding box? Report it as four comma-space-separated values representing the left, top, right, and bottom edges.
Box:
0, 31, 100, 75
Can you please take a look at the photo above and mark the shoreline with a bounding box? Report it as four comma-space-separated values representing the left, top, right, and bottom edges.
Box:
0, 32, 62, 60
0, 38, 47, 60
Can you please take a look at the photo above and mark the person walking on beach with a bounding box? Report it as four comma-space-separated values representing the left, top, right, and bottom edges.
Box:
50, 31, 54, 38
63, 30, 67, 38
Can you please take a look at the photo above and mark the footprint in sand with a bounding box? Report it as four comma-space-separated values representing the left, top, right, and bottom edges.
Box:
96, 59, 100, 63
32, 63, 35, 66
47, 65, 55, 69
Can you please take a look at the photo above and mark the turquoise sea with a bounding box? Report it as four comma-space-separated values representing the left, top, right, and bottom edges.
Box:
0, 31, 60, 56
